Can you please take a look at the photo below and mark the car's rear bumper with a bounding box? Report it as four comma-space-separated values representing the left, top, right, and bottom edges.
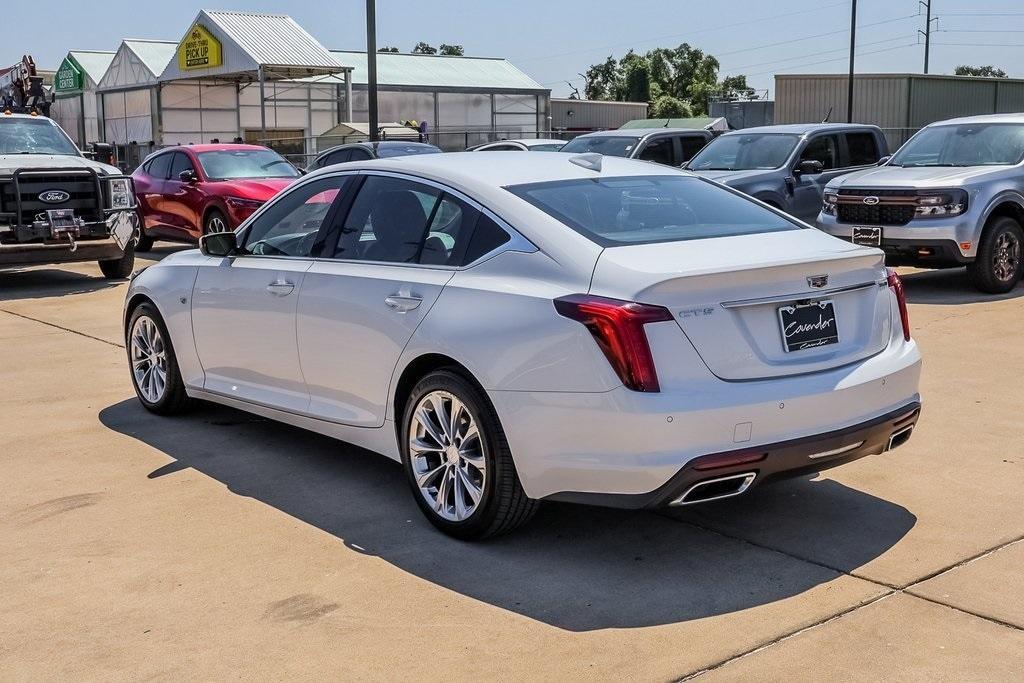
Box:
489, 336, 921, 502
544, 401, 920, 508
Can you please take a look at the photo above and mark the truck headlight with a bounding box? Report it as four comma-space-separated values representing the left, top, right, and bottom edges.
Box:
915, 190, 967, 218
822, 191, 838, 215
108, 178, 134, 210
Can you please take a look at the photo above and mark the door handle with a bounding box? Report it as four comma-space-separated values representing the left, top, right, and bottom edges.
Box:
266, 280, 295, 296
384, 295, 423, 312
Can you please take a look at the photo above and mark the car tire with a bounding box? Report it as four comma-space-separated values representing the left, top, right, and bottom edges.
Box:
967, 216, 1024, 294
98, 239, 135, 279
400, 369, 539, 540
204, 209, 229, 235
135, 210, 155, 251
126, 302, 192, 415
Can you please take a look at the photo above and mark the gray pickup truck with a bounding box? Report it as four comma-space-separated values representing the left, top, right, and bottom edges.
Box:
1, 113, 137, 277
817, 114, 1024, 293
559, 128, 712, 167
686, 123, 890, 223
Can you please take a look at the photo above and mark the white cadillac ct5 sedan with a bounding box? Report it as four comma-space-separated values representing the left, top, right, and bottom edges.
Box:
123, 152, 922, 539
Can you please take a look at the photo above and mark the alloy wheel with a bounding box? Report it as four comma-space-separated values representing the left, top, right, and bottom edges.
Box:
208, 215, 228, 233
993, 231, 1021, 282
130, 316, 168, 403
409, 390, 487, 522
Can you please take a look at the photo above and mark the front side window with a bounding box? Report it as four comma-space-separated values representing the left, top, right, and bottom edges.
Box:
889, 123, 1024, 167
845, 132, 880, 166
637, 137, 674, 165
801, 135, 838, 170
679, 136, 707, 162
242, 177, 347, 257
687, 134, 799, 171
196, 149, 300, 180
0, 117, 79, 156
169, 152, 195, 180
559, 135, 639, 158
507, 175, 798, 247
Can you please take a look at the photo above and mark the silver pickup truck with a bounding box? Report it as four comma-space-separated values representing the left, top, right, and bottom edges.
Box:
1, 113, 137, 277
817, 113, 1024, 293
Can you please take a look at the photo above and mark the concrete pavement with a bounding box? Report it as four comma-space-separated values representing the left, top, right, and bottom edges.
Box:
1, 252, 1021, 680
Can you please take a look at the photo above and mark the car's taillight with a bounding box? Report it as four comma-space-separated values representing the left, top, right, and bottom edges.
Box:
887, 268, 911, 341
553, 294, 673, 392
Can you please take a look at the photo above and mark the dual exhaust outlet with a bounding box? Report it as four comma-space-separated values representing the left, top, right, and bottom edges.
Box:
670, 424, 915, 507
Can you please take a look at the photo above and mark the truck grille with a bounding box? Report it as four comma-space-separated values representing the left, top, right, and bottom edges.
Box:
0, 171, 104, 226
837, 203, 916, 226
835, 189, 917, 226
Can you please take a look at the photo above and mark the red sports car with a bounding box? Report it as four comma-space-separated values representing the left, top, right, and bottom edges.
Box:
132, 144, 300, 250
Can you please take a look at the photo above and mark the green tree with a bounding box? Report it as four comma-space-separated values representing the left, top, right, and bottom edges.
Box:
378, 46, 400, 53
581, 43, 736, 116
955, 65, 1007, 78
439, 44, 465, 56
719, 74, 755, 98
412, 42, 438, 55
649, 94, 692, 119
584, 56, 620, 100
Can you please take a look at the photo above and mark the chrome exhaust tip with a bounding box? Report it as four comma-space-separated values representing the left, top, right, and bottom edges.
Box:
670, 472, 757, 506
887, 425, 914, 451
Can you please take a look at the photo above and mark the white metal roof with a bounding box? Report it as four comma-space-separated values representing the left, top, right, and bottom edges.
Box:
158, 10, 345, 82
123, 40, 178, 78
97, 40, 176, 91
315, 51, 545, 91
67, 51, 115, 87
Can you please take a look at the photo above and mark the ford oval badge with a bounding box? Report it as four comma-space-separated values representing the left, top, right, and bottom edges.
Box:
39, 190, 71, 204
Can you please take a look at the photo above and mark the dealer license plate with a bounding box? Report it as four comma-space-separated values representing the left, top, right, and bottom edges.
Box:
852, 226, 882, 247
778, 300, 839, 353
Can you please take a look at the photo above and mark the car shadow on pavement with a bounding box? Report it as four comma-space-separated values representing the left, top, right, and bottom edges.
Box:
901, 267, 1024, 305
99, 399, 916, 632
0, 267, 121, 302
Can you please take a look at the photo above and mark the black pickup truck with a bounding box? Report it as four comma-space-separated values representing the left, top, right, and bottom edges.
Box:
0, 112, 137, 277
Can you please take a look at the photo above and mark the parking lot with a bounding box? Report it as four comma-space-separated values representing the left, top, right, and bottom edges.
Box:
1, 250, 1022, 680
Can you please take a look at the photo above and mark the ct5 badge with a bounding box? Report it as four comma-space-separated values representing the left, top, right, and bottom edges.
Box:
679, 306, 715, 319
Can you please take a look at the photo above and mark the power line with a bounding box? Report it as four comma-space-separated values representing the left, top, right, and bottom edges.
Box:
512, 0, 850, 63
714, 12, 920, 58
743, 42, 919, 78
720, 35, 912, 73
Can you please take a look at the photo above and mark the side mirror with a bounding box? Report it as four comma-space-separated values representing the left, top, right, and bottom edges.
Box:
179, 169, 197, 183
877, 155, 892, 166
296, 166, 309, 175
200, 231, 237, 257
796, 159, 824, 176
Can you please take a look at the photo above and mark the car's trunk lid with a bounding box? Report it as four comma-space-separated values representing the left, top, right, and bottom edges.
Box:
589, 229, 891, 381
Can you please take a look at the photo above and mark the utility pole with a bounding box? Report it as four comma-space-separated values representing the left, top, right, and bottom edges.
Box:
366, 0, 379, 142
847, 0, 857, 123
919, 0, 934, 74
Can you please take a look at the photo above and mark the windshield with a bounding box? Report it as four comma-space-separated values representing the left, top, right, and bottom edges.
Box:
687, 133, 799, 171
0, 117, 79, 156
559, 135, 639, 157
529, 143, 565, 151
196, 149, 300, 180
376, 144, 442, 158
889, 123, 1024, 167
506, 175, 797, 247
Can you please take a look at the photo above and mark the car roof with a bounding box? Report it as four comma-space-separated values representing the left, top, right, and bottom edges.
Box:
322, 141, 438, 153
571, 128, 709, 139
307, 150, 691, 187
722, 123, 880, 136
927, 112, 1024, 127
158, 143, 270, 153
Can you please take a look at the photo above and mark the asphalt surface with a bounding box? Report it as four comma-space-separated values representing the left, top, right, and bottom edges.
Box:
1, 246, 1022, 680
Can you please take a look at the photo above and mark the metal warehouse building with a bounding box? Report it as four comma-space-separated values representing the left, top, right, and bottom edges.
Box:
550, 98, 648, 132
776, 73, 1024, 149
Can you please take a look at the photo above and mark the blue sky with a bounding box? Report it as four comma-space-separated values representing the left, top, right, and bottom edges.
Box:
5, 0, 1023, 97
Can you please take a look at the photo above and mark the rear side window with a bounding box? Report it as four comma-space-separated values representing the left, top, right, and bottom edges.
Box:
845, 132, 880, 166
319, 149, 351, 167
462, 214, 511, 264
146, 153, 172, 179
507, 175, 797, 247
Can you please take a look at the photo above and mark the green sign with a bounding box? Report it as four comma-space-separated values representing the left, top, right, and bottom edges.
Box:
55, 57, 83, 92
